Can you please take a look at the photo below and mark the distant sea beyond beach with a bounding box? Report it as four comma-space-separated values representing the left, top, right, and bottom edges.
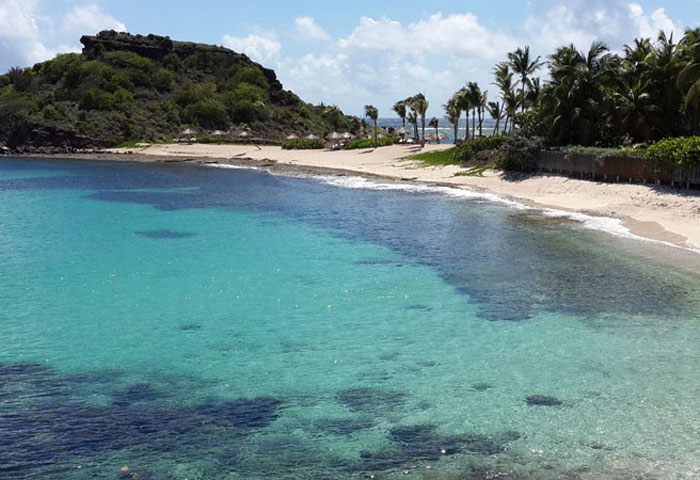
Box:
2, 155, 700, 479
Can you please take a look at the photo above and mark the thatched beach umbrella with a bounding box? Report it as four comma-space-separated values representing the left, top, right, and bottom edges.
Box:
286, 134, 299, 140
234, 130, 252, 138
326, 132, 342, 141
341, 132, 354, 140
395, 127, 412, 136
181, 128, 196, 136
304, 134, 320, 140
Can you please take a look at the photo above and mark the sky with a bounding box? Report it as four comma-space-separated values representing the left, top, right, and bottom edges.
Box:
1, 1, 699, 117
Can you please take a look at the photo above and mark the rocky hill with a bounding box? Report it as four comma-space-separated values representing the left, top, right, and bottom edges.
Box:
0, 31, 360, 151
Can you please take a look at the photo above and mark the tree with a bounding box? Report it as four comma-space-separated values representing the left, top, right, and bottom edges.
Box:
507, 46, 544, 113
392, 101, 407, 128
493, 63, 515, 132
456, 87, 472, 140
486, 101, 504, 134
466, 82, 481, 139
364, 104, 379, 147
412, 94, 429, 147
443, 96, 462, 145
539, 41, 610, 145
429, 116, 439, 144
678, 28, 700, 134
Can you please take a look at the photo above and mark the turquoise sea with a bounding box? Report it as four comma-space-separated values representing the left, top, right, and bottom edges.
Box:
2, 157, 700, 480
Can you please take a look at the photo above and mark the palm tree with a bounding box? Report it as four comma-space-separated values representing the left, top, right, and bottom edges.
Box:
443, 97, 462, 145
456, 87, 471, 140
392, 101, 407, 128
465, 82, 482, 139
477, 90, 488, 137
613, 78, 657, 141
412, 94, 429, 147
486, 101, 504, 134
364, 105, 379, 147
678, 28, 700, 134
493, 62, 514, 132
429, 117, 439, 144
507, 46, 544, 113
503, 88, 519, 133
540, 41, 610, 145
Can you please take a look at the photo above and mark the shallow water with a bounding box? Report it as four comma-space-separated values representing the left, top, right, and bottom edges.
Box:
1, 157, 700, 479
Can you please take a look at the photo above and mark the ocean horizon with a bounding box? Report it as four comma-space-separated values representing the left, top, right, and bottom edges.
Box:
2, 157, 700, 480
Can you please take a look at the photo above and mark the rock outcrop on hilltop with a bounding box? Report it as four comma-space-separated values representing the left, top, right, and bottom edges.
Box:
0, 31, 360, 151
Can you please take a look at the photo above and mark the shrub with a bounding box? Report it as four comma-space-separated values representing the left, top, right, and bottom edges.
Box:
183, 98, 230, 130
282, 139, 325, 150
497, 132, 544, 171
344, 137, 395, 149
646, 137, 700, 167
453, 135, 506, 162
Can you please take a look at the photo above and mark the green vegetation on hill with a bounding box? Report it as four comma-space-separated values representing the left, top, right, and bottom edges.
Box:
0, 31, 361, 149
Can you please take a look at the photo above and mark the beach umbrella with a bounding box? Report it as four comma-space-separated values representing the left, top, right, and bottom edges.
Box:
286, 134, 299, 140
326, 132, 342, 140
304, 134, 320, 140
341, 132, 354, 139
234, 130, 252, 138
181, 128, 196, 136
211, 130, 226, 137
395, 127, 412, 136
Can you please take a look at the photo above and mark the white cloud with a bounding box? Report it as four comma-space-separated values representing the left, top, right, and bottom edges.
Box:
525, 0, 683, 53
0, 1, 125, 71
0, 0, 50, 67
278, 13, 509, 115
295, 16, 330, 41
222, 33, 281, 64
63, 4, 126, 38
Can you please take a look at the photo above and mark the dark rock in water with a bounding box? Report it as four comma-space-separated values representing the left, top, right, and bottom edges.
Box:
314, 417, 376, 436
337, 387, 407, 412
135, 229, 195, 239
179, 324, 203, 331
526, 395, 563, 406
349, 425, 519, 474
405, 304, 432, 312
470, 382, 494, 392
193, 397, 282, 430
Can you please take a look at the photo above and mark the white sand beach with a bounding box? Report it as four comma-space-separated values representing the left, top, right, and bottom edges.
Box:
107, 143, 700, 250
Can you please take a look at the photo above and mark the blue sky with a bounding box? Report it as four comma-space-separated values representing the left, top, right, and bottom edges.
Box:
2, 1, 699, 117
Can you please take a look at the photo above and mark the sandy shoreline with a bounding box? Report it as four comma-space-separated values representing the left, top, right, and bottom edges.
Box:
29, 143, 700, 251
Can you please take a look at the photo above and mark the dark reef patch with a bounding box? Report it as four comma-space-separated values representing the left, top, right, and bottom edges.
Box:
405, 304, 433, 311
135, 229, 195, 239
313, 417, 376, 436
179, 324, 203, 331
526, 395, 563, 406
112, 383, 159, 407
348, 425, 521, 474
0, 362, 282, 479
337, 387, 407, 413
470, 382, 494, 392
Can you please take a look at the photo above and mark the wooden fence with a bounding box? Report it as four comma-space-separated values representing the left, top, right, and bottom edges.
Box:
537, 151, 700, 189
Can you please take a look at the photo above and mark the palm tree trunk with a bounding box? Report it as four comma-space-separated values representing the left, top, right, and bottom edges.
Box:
435, 124, 439, 144
503, 115, 509, 134
471, 109, 476, 139
464, 113, 469, 141
521, 75, 526, 113
420, 117, 426, 147
453, 122, 459, 145
478, 107, 483, 137
374, 119, 378, 147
